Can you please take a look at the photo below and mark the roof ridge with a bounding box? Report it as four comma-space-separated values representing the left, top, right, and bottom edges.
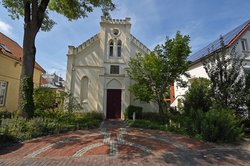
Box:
73, 33, 99, 54
188, 19, 250, 62
130, 34, 151, 53
0, 32, 22, 50
0, 32, 46, 73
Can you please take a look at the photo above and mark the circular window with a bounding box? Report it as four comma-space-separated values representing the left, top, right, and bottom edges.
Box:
112, 29, 120, 36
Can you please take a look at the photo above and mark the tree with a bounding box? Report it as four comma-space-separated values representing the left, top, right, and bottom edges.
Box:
127, 31, 191, 115
244, 72, 250, 117
204, 37, 246, 115
2, 0, 115, 118
184, 78, 212, 113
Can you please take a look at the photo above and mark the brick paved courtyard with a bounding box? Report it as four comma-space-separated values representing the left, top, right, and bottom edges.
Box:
0, 120, 250, 165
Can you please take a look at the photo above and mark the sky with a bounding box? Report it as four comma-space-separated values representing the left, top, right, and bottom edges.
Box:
0, 0, 249, 79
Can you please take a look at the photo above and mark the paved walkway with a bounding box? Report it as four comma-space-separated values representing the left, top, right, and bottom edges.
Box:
0, 120, 250, 165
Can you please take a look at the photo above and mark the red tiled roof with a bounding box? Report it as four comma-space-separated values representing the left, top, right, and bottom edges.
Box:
40, 77, 48, 85
0, 32, 46, 73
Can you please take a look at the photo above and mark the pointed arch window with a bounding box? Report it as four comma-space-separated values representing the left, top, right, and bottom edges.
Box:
109, 40, 114, 57
117, 40, 122, 57
80, 77, 88, 101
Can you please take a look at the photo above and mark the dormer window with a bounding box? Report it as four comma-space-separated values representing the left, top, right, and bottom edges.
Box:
109, 40, 114, 56
241, 39, 248, 51
0, 43, 12, 54
117, 40, 122, 57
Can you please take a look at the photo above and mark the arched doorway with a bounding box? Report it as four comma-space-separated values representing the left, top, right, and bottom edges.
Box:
106, 79, 122, 119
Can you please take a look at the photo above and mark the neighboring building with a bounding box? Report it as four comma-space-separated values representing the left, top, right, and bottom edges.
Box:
42, 73, 64, 89
0, 32, 45, 112
66, 17, 157, 119
171, 19, 250, 107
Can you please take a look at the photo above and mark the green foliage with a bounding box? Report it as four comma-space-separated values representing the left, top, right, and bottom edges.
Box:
201, 107, 244, 142
127, 119, 166, 130
64, 93, 83, 112
22, 76, 35, 118
127, 32, 191, 114
0, 117, 29, 141
1, 0, 115, 119
2, 0, 115, 31
182, 108, 205, 136
245, 72, 250, 114
204, 37, 246, 115
33, 87, 57, 110
124, 105, 143, 120
0, 111, 103, 146
180, 105, 244, 142
141, 112, 161, 122
35, 109, 103, 129
0, 108, 11, 119
184, 78, 212, 112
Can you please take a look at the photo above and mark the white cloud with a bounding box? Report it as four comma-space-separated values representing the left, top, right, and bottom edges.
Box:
0, 20, 12, 35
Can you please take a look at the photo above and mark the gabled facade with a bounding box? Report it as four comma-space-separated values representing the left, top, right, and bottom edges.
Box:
171, 19, 250, 107
66, 17, 158, 119
0, 32, 45, 111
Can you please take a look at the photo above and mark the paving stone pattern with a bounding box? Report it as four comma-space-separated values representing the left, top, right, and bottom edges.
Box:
0, 120, 250, 165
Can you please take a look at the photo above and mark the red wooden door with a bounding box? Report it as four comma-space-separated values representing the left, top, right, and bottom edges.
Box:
106, 89, 121, 119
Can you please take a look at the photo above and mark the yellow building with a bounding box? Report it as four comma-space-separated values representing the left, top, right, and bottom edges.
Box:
0, 32, 45, 112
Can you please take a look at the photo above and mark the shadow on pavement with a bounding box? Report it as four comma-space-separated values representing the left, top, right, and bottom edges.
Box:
161, 147, 250, 165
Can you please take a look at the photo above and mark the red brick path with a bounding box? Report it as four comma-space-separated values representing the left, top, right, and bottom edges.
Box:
0, 120, 249, 165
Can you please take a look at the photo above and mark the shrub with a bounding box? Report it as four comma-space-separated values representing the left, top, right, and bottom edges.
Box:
184, 78, 212, 112
0, 117, 29, 141
0, 108, 12, 119
182, 108, 204, 136
141, 112, 161, 122
64, 93, 83, 112
26, 118, 48, 137
124, 105, 142, 120
0, 111, 103, 146
33, 87, 57, 110
127, 119, 165, 130
201, 107, 244, 142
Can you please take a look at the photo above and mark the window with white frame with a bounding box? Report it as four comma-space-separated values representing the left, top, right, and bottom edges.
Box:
241, 39, 248, 51
0, 81, 8, 106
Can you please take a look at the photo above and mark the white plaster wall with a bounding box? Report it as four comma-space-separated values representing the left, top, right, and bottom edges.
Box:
75, 41, 101, 67
238, 29, 250, 69
72, 67, 100, 112
65, 54, 73, 92
66, 18, 158, 118
171, 28, 250, 107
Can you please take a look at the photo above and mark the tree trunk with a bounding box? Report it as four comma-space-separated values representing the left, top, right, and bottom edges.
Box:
158, 100, 164, 115
157, 81, 169, 116
19, 24, 36, 118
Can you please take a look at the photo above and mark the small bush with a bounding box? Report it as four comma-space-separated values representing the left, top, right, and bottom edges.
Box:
184, 78, 212, 112
34, 87, 57, 110
182, 108, 204, 136
64, 93, 83, 112
0, 111, 103, 146
141, 112, 161, 122
201, 108, 244, 142
124, 105, 142, 120
0, 109, 12, 119
26, 118, 48, 137
0, 117, 29, 141
127, 119, 165, 130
